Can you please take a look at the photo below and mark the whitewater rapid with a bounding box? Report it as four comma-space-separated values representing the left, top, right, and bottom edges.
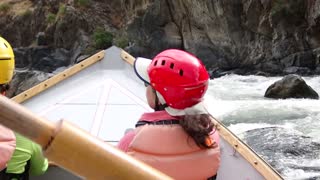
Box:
205, 75, 320, 179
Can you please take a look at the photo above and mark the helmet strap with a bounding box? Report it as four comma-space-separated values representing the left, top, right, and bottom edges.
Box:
153, 88, 167, 111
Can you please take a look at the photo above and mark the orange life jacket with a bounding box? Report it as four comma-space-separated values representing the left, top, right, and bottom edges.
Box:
127, 111, 220, 180
0, 125, 16, 171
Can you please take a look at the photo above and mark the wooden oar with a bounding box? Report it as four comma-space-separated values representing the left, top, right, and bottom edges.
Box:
0, 95, 172, 180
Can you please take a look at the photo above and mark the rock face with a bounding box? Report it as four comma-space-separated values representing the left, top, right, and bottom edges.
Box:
3, 46, 75, 97
264, 74, 319, 99
14, 47, 71, 72
125, 0, 320, 76
2, 0, 320, 76
6, 70, 53, 97
0, 0, 128, 97
1, 0, 320, 96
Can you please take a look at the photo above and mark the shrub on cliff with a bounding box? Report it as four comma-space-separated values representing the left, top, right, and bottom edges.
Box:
114, 35, 129, 49
57, 3, 66, 18
0, 3, 11, 13
46, 13, 56, 24
93, 28, 113, 49
75, 0, 91, 8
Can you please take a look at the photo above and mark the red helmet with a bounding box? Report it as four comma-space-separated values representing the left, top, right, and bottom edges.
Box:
134, 49, 209, 109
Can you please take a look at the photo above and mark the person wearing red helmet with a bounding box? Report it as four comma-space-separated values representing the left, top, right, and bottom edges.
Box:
118, 49, 220, 180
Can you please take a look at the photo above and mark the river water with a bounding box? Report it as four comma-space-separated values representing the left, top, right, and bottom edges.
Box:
205, 75, 320, 180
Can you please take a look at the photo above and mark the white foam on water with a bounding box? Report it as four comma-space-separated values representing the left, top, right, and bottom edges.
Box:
206, 74, 320, 179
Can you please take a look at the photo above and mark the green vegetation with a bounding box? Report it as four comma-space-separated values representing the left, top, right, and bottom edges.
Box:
75, 0, 91, 8
46, 3, 66, 25
93, 28, 113, 49
46, 12, 56, 24
21, 9, 32, 17
271, 0, 305, 17
0, 3, 11, 13
83, 46, 96, 55
57, 3, 66, 17
271, 0, 286, 15
114, 35, 129, 49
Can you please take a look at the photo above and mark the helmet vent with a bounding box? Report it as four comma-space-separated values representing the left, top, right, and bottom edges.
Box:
3, 43, 8, 48
170, 63, 174, 69
161, 60, 166, 65
154, 61, 158, 66
179, 69, 184, 76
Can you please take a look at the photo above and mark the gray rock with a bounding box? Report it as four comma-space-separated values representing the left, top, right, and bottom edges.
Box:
6, 71, 53, 97
264, 74, 319, 99
242, 127, 320, 174
14, 47, 70, 73
126, 0, 320, 76
36, 32, 47, 46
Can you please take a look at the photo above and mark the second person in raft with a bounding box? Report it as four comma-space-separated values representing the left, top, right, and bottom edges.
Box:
0, 36, 48, 180
118, 49, 221, 179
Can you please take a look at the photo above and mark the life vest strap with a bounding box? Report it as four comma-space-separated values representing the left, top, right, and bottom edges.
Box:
135, 120, 180, 128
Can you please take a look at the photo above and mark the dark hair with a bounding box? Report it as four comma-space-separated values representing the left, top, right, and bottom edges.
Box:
179, 114, 216, 149
151, 89, 217, 148
0, 84, 10, 94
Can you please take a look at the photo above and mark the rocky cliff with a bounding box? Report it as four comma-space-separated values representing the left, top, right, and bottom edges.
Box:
126, 0, 320, 76
1, 0, 320, 96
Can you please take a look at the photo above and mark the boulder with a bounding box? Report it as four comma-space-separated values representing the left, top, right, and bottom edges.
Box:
242, 127, 320, 174
6, 70, 53, 97
14, 47, 70, 73
264, 74, 319, 99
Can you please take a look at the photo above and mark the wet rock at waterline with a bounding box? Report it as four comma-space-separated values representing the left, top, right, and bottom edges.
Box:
6, 46, 83, 98
14, 47, 71, 73
241, 127, 320, 174
264, 74, 319, 99
6, 71, 53, 98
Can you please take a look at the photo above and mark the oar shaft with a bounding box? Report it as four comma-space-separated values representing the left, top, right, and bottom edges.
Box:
0, 95, 54, 147
0, 95, 172, 179
46, 120, 172, 179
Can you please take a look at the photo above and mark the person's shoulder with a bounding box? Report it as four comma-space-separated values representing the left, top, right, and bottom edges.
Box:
15, 133, 40, 150
15, 133, 32, 143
